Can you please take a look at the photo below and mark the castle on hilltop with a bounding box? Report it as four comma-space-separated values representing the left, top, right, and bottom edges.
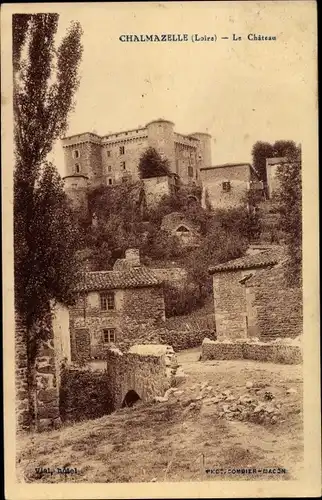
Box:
62, 118, 212, 208
62, 118, 265, 211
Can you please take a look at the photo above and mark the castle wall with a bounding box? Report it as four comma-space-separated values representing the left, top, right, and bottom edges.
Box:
146, 120, 176, 173
174, 138, 199, 184
143, 176, 172, 207
101, 133, 148, 185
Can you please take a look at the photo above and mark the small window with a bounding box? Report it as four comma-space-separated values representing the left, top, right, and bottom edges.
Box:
75, 164, 80, 173
188, 166, 193, 178
74, 150, 80, 159
71, 183, 77, 188
100, 292, 115, 311
222, 181, 231, 192
103, 328, 116, 344
119, 146, 125, 155
107, 165, 112, 172
107, 151, 111, 157
121, 161, 126, 170
108, 178, 113, 185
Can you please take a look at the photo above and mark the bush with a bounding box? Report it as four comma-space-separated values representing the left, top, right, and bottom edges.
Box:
164, 282, 204, 317
59, 366, 114, 422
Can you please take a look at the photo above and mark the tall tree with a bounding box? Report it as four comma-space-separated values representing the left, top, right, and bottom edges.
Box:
138, 147, 171, 178
251, 141, 274, 184
13, 14, 83, 424
251, 139, 299, 186
274, 145, 302, 286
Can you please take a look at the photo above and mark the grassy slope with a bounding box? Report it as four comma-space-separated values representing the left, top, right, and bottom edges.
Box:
17, 349, 303, 483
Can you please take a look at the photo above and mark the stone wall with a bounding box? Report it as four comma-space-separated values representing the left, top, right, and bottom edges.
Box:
105, 344, 178, 408
201, 338, 302, 365
15, 313, 31, 431
15, 309, 65, 433
213, 270, 250, 340
159, 328, 216, 351
245, 265, 302, 340
143, 176, 172, 208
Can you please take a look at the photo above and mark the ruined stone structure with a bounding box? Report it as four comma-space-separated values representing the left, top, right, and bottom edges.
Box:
15, 303, 70, 433
266, 157, 287, 199
209, 246, 298, 340
62, 119, 211, 209
70, 249, 166, 360
161, 211, 200, 247
200, 162, 264, 209
105, 344, 180, 409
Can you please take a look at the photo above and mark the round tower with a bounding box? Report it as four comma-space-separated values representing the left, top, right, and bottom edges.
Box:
146, 119, 176, 174
189, 132, 212, 168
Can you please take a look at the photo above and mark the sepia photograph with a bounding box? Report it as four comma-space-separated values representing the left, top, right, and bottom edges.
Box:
2, 1, 320, 499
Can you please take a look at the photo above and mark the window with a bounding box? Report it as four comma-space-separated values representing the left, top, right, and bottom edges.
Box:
222, 181, 231, 192
108, 178, 113, 185
188, 166, 193, 178
107, 165, 112, 172
107, 151, 111, 157
100, 292, 115, 310
119, 146, 125, 155
103, 328, 116, 343
71, 183, 77, 188
75, 164, 80, 173
74, 150, 80, 159
121, 161, 126, 170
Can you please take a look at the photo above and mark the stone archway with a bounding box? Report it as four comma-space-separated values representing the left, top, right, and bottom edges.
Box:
122, 389, 141, 408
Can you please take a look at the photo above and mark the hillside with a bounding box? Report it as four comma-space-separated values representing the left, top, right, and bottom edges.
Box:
17, 348, 303, 483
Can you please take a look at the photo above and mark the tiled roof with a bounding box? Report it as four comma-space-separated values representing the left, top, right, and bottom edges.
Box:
74, 267, 161, 292
209, 247, 285, 273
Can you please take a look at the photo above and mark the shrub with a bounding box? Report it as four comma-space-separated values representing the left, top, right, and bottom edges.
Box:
59, 366, 114, 422
164, 282, 204, 317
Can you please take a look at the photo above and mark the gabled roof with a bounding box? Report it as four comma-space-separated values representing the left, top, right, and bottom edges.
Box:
201, 162, 260, 179
74, 267, 161, 292
209, 246, 285, 273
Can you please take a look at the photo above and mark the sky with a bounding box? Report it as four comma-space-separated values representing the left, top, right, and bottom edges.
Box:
46, 1, 316, 176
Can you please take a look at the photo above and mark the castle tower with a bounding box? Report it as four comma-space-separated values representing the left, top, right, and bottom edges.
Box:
189, 132, 212, 169
146, 119, 176, 174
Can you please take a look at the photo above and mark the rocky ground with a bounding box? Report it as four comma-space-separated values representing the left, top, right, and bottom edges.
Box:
16, 348, 303, 483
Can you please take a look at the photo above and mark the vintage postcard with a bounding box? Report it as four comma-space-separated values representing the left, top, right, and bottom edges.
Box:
2, 1, 320, 499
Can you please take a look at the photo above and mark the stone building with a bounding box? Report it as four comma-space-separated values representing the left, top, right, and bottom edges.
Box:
70, 249, 166, 361
209, 246, 290, 340
200, 162, 264, 209
62, 119, 212, 209
266, 157, 287, 199
161, 212, 200, 247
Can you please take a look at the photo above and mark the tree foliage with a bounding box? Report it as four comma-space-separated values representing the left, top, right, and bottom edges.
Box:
138, 147, 171, 178
251, 140, 298, 185
274, 145, 302, 286
13, 13, 83, 330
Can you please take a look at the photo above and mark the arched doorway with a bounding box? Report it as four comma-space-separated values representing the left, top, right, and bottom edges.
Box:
122, 390, 141, 408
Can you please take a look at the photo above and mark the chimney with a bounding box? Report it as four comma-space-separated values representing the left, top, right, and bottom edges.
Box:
125, 248, 140, 267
